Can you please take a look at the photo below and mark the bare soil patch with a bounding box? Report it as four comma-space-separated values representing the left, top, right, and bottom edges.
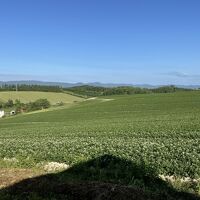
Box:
0, 168, 42, 189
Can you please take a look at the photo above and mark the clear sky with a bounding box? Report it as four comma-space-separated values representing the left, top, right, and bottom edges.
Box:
0, 0, 200, 85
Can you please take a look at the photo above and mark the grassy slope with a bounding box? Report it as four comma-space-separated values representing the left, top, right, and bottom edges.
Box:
0, 91, 83, 105
0, 91, 200, 178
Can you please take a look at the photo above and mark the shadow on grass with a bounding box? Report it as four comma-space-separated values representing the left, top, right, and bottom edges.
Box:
0, 154, 199, 200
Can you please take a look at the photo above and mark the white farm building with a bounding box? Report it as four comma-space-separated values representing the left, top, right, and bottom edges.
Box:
0, 110, 5, 118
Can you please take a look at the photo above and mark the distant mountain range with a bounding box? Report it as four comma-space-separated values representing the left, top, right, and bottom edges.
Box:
0, 80, 200, 89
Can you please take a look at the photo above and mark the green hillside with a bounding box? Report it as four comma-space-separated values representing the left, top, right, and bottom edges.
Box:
0, 91, 83, 105
1, 91, 200, 180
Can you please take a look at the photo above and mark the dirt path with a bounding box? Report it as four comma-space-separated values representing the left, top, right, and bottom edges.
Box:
0, 168, 42, 189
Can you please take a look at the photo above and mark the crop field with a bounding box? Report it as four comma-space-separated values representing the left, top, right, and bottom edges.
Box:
0, 91, 83, 105
0, 92, 200, 178
0, 91, 200, 180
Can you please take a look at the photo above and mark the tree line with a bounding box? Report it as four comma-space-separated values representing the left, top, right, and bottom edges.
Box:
0, 99, 50, 113
0, 84, 194, 97
66, 85, 193, 97
0, 84, 62, 92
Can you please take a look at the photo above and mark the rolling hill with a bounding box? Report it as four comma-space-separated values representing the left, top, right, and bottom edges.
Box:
1, 91, 200, 178
0, 91, 200, 198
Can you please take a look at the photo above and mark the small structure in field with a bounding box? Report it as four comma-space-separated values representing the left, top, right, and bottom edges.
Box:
10, 110, 16, 116
0, 110, 5, 118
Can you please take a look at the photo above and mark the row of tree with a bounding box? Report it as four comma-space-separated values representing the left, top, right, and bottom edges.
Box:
66, 85, 193, 97
0, 84, 194, 97
0, 84, 62, 92
0, 99, 50, 113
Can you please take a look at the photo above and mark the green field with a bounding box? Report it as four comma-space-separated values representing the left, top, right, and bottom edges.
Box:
0, 91, 83, 105
0, 91, 200, 180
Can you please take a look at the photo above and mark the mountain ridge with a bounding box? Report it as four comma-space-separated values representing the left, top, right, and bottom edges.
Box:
0, 80, 199, 89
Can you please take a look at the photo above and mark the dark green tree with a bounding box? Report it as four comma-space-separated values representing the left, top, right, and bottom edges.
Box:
4, 99, 14, 108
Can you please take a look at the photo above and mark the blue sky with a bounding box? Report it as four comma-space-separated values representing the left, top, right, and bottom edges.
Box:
0, 0, 200, 84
